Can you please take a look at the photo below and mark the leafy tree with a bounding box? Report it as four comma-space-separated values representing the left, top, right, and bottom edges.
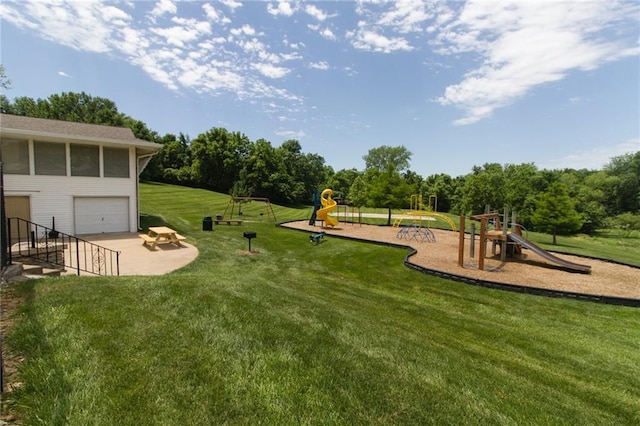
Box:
503, 163, 544, 227
560, 171, 609, 234
4, 92, 127, 125
531, 182, 583, 244
363, 145, 412, 173
240, 138, 279, 201
459, 163, 506, 215
422, 173, 456, 212
604, 152, 640, 214
402, 170, 423, 196
327, 168, 360, 201
0, 64, 11, 90
125, 117, 160, 142
347, 175, 368, 208
366, 168, 413, 224
362, 145, 414, 223
191, 128, 251, 192
610, 212, 640, 237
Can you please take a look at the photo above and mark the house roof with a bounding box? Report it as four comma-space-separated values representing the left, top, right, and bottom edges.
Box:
0, 113, 162, 154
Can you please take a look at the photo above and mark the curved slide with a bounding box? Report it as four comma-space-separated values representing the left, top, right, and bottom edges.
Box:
317, 188, 338, 228
508, 233, 591, 274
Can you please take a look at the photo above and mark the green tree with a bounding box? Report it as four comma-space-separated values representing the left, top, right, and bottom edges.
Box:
5, 92, 127, 126
347, 175, 368, 208
531, 182, 583, 244
503, 163, 544, 227
327, 168, 360, 201
604, 151, 640, 214
611, 212, 640, 237
363, 146, 414, 223
423, 173, 456, 212
191, 128, 251, 192
240, 139, 279, 201
0, 64, 11, 90
459, 163, 506, 215
363, 145, 411, 173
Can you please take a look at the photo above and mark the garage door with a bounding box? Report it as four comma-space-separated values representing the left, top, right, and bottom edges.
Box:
74, 197, 129, 234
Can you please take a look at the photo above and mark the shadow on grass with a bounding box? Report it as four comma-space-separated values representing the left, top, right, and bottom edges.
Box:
139, 214, 170, 232
3, 280, 71, 423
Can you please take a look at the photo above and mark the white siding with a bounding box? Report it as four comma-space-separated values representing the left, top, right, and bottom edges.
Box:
4, 147, 138, 235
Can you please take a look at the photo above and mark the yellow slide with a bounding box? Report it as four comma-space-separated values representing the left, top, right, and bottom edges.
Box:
317, 188, 338, 228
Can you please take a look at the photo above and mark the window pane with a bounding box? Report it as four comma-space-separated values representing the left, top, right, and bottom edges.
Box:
34, 141, 66, 176
1, 139, 29, 174
104, 147, 129, 178
70, 144, 100, 177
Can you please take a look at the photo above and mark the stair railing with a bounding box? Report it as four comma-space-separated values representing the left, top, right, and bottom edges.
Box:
6, 217, 120, 276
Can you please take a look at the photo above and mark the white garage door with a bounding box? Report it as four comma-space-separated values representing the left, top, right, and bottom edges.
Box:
74, 197, 129, 234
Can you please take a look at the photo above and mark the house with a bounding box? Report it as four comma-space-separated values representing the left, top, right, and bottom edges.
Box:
0, 113, 162, 236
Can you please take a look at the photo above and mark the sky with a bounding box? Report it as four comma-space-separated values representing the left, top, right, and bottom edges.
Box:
1, 0, 639, 178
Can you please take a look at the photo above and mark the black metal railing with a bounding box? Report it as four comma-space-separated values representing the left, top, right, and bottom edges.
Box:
6, 217, 120, 276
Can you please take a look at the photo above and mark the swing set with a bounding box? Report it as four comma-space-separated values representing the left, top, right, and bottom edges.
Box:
222, 197, 277, 221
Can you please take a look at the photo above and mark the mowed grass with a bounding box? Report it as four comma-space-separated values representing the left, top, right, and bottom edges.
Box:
4, 183, 640, 425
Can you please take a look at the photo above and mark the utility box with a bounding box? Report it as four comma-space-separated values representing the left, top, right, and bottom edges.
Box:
202, 216, 213, 231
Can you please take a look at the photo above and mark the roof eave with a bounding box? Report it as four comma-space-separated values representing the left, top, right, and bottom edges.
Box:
0, 127, 163, 150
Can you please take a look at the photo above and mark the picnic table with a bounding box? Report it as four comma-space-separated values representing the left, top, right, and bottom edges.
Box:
139, 226, 186, 249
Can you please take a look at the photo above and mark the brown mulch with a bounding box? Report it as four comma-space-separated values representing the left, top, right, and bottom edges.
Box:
281, 221, 640, 300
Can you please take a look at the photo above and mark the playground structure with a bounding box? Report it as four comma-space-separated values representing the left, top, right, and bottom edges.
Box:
315, 188, 339, 228
396, 224, 436, 243
223, 197, 277, 221
458, 207, 591, 274
392, 194, 457, 232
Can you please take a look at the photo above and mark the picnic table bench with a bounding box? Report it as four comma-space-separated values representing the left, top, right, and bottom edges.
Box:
139, 226, 186, 249
214, 219, 243, 225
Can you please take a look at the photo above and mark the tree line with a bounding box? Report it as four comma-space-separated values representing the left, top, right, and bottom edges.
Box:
1, 91, 638, 238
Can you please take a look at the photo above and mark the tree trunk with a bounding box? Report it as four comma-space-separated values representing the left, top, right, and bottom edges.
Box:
387, 208, 391, 226
552, 233, 557, 245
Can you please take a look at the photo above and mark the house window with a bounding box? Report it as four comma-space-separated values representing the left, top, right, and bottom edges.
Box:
34, 141, 66, 176
1, 138, 29, 174
104, 147, 130, 178
70, 144, 100, 177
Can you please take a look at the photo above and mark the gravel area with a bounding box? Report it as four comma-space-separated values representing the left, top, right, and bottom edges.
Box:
281, 221, 640, 300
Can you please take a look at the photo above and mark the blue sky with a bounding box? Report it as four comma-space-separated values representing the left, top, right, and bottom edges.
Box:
1, 0, 638, 177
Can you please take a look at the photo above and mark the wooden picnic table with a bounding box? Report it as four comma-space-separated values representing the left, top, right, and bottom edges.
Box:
140, 226, 186, 248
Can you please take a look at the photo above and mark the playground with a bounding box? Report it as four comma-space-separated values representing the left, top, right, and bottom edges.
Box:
281, 221, 640, 300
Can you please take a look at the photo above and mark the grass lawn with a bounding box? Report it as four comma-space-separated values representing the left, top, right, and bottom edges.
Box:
3, 183, 640, 425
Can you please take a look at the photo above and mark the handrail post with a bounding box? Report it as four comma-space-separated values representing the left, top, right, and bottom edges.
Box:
75, 238, 81, 276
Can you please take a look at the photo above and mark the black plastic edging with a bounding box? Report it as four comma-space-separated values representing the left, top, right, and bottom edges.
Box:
277, 221, 640, 307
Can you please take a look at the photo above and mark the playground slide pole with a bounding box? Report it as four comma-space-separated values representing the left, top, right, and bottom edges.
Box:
458, 215, 465, 267
479, 218, 487, 271
501, 206, 508, 262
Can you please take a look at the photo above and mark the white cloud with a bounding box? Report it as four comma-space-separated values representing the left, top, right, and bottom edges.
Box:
320, 28, 337, 41
267, 1, 295, 17
58, 71, 71, 78
220, 0, 243, 11
150, 0, 176, 18
151, 18, 211, 48
541, 139, 640, 171
435, 0, 640, 125
350, 29, 413, 53
305, 4, 329, 22
276, 129, 307, 139
230, 24, 256, 36
253, 63, 290, 79
309, 61, 329, 70
376, 0, 433, 33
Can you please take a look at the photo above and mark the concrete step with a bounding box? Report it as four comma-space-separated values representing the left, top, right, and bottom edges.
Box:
2, 262, 63, 284
22, 264, 43, 275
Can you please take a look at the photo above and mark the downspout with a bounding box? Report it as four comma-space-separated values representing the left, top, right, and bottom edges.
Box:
136, 152, 158, 231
